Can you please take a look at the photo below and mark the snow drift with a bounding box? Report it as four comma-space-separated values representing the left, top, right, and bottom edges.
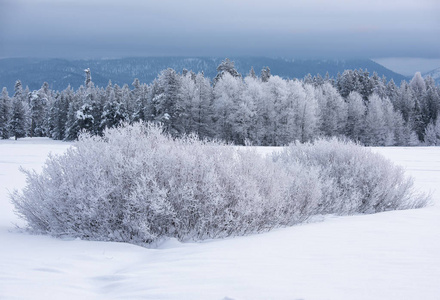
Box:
11, 122, 428, 245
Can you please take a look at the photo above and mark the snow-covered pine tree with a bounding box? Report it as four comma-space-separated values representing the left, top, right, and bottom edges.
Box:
248, 66, 257, 79
0, 88, 11, 139
213, 58, 241, 85
29, 88, 48, 137
261, 66, 271, 83
424, 115, 440, 146
48, 92, 69, 140
10, 81, 28, 140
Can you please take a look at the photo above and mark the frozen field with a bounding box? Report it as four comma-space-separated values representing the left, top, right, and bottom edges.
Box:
1, 138, 439, 300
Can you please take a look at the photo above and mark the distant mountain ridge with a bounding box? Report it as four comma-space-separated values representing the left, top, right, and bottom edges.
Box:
423, 67, 440, 85
0, 57, 409, 92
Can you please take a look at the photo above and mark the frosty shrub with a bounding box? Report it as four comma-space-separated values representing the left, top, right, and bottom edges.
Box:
273, 138, 428, 215
12, 122, 316, 244
12, 124, 427, 245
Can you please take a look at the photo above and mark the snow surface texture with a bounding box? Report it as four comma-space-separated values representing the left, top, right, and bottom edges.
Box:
1, 139, 439, 300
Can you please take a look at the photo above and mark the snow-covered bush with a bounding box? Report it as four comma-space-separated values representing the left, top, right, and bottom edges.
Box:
11, 122, 314, 243
12, 123, 427, 245
273, 138, 427, 215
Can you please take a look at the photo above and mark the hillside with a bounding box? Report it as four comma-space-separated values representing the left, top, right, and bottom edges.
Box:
0, 57, 408, 92
424, 67, 440, 85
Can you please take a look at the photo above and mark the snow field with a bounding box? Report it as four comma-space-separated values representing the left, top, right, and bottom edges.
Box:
1, 138, 439, 300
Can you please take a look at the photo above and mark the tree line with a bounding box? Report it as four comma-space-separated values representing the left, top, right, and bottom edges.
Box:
1, 58, 440, 146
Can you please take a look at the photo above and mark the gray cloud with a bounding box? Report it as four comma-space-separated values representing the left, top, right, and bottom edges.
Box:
1, 0, 439, 59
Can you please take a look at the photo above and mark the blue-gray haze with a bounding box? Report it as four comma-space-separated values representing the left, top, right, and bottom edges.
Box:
1, 0, 439, 59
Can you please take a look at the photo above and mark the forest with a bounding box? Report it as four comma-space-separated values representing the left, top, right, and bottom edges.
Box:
1, 58, 440, 146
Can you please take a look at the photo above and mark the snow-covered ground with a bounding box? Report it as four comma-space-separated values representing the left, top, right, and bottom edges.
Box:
1, 138, 439, 300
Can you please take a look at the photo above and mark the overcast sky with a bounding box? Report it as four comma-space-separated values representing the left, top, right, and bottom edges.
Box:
1, 0, 439, 62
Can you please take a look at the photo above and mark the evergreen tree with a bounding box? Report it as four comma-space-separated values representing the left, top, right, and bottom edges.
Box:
420, 76, 439, 129
101, 83, 128, 130
64, 87, 82, 140
213, 58, 241, 85
261, 66, 271, 83
386, 79, 399, 107
0, 64, 435, 147
337, 70, 355, 98
150, 68, 182, 135
359, 69, 373, 100
10, 82, 28, 140
49, 92, 69, 140
84, 68, 92, 88
314, 74, 324, 86
248, 67, 257, 79
29, 88, 47, 137
424, 122, 437, 145
131, 78, 149, 122
304, 73, 313, 85
371, 72, 386, 99
0, 88, 11, 139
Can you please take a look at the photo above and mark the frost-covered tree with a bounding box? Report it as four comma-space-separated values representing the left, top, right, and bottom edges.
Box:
64, 87, 83, 140
48, 92, 69, 140
316, 82, 347, 137
382, 97, 401, 146
386, 79, 399, 107
149, 68, 183, 135
212, 72, 243, 142
231, 77, 256, 144
10, 83, 28, 140
420, 76, 440, 129
243, 75, 265, 144
337, 70, 355, 98
345, 91, 365, 142
248, 66, 257, 79
131, 78, 149, 122
261, 66, 271, 83
363, 94, 386, 146
213, 58, 241, 85
410, 72, 426, 97
424, 115, 440, 145
359, 69, 373, 100
284, 81, 318, 143
0, 88, 11, 139
192, 72, 213, 138
84, 68, 92, 88
178, 71, 213, 138
371, 72, 386, 99
29, 88, 48, 137
101, 82, 128, 130
263, 75, 289, 145
177, 72, 197, 134
1, 64, 436, 146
